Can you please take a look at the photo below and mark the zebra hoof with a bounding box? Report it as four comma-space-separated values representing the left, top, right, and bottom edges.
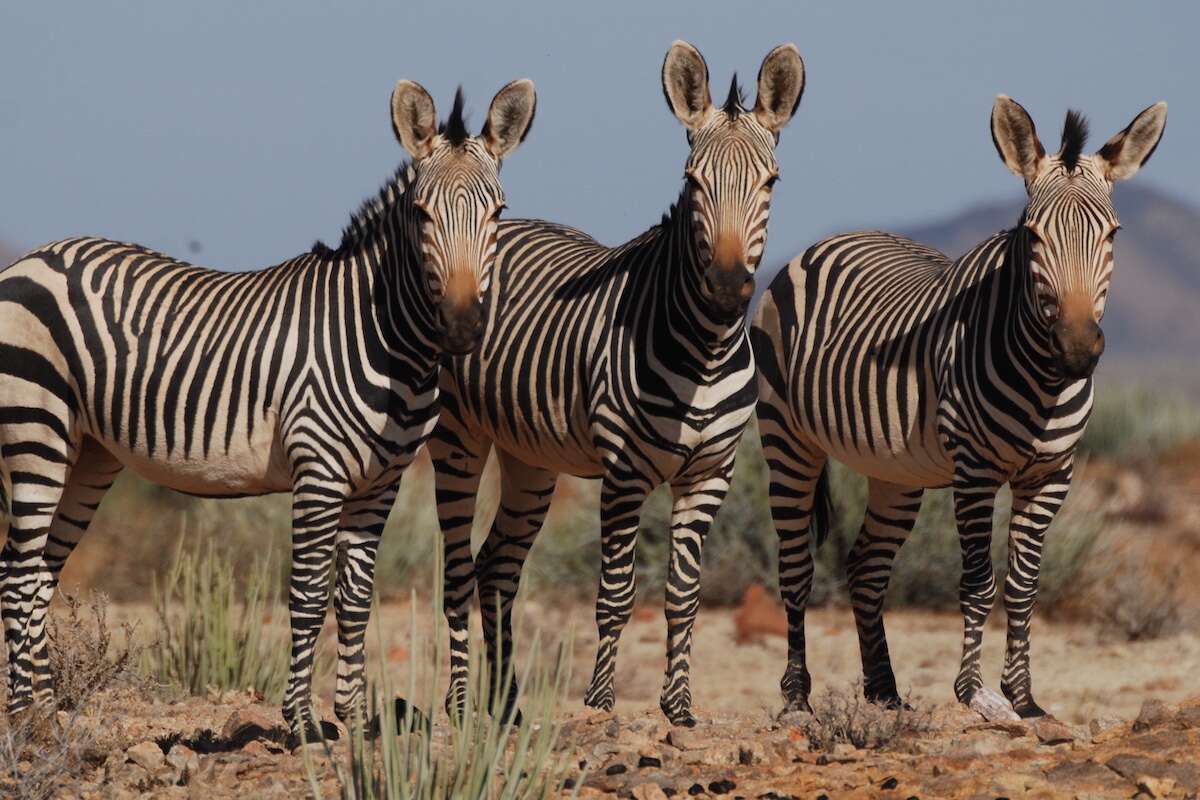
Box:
583, 687, 615, 713
1013, 699, 1047, 719
865, 691, 911, 712
779, 695, 813, 716
367, 697, 431, 738
287, 718, 341, 751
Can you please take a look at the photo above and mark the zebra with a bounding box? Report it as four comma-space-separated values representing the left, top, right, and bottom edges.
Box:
752, 96, 1167, 717
0, 78, 536, 739
429, 40, 805, 726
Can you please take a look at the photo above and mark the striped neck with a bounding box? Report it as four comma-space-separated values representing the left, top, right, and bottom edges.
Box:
1002, 226, 1070, 392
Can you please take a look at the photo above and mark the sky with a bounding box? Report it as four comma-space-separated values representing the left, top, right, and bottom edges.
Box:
1, 2, 1195, 280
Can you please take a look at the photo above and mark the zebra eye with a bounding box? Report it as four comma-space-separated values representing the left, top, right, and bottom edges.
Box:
1024, 225, 1043, 245
492, 204, 507, 221
764, 175, 780, 190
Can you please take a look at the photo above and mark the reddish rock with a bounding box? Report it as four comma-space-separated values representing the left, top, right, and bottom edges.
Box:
732, 584, 787, 644
1134, 699, 1174, 732
1033, 717, 1076, 745
221, 708, 277, 747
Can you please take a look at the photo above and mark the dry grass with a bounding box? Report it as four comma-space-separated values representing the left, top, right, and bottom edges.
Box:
48, 590, 143, 711
803, 684, 934, 752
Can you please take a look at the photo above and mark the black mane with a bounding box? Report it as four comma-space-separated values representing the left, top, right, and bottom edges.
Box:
439, 86, 469, 146
310, 163, 414, 257
721, 73, 744, 119
1059, 110, 1089, 171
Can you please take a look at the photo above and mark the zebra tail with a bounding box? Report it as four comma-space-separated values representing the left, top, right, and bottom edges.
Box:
811, 465, 834, 547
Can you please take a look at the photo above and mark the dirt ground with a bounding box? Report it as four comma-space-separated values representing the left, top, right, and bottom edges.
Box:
12, 601, 1199, 799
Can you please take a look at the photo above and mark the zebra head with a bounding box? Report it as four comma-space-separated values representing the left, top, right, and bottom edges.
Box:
662, 41, 805, 320
391, 80, 537, 354
991, 96, 1167, 379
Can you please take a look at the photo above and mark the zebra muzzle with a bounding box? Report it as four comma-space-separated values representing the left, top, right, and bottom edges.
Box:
1049, 318, 1104, 379
702, 263, 754, 317
437, 298, 485, 356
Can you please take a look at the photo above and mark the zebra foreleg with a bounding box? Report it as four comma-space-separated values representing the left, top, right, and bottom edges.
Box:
846, 480, 923, 708
951, 478, 1001, 706
475, 455, 554, 722
1002, 466, 1072, 718
282, 478, 345, 743
583, 470, 649, 714
331, 489, 393, 727
759, 410, 827, 713
429, 425, 491, 722
659, 471, 731, 727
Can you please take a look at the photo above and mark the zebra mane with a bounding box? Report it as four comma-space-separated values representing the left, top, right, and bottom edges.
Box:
310, 162, 416, 257
721, 73, 745, 118
1059, 110, 1089, 171
438, 87, 469, 147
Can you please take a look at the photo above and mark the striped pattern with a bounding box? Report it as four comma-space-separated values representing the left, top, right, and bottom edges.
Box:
0, 79, 535, 737
752, 98, 1166, 717
430, 41, 804, 726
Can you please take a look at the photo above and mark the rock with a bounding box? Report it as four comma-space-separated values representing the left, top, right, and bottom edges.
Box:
1176, 706, 1200, 729
1089, 716, 1124, 740
242, 740, 271, 757
1033, 717, 1076, 745
968, 687, 1020, 721
1134, 699, 1174, 732
108, 760, 152, 790
1137, 776, 1178, 798
1045, 759, 1130, 788
220, 708, 277, 746
291, 741, 329, 759
971, 720, 1031, 738
126, 740, 166, 773
1105, 753, 1200, 791
631, 783, 668, 800
666, 727, 706, 751
166, 745, 200, 785
733, 584, 788, 643
738, 740, 768, 765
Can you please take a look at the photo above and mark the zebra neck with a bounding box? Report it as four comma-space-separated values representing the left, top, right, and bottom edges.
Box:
658, 189, 747, 356
1000, 228, 1071, 392
345, 214, 441, 380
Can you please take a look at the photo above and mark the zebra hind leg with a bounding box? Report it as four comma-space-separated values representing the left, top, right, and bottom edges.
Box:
282, 477, 345, 745
1, 440, 72, 723
659, 470, 733, 727
583, 469, 650, 714
428, 424, 491, 723
331, 488, 394, 728
846, 479, 923, 708
1001, 468, 1072, 718
475, 454, 555, 723
951, 479, 1001, 706
758, 410, 828, 713
29, 439, 122, 708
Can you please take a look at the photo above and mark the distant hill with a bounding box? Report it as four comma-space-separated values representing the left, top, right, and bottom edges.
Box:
897, 184, 1200, 357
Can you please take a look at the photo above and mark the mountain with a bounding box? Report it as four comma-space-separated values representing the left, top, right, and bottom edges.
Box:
896, 184, 1200, 357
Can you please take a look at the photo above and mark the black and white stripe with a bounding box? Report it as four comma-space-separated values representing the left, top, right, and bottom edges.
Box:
430, 41, 805, 726
752, 97, 1166, 716
0, 79, 536, 736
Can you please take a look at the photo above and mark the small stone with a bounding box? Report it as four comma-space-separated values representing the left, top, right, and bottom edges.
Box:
1032, 717, 1076, 745
1134, 700, 1173, 732
166, 745, 200, 785
242, 740, 271, 757
968, 687, 1020, 722
708, 778, 736, 795
880, 776, 899, 790
631, 783, 668, 800
666, 727, 705, 751
687, 785, 704, 796
1175, 706, 1200, 729
638, 755, 662, 769
605, 763, 627, 775
126, 740, 166, 773
1089, 717, 1124, 739
220, 708, 276, 746
1137, 775, 1178, 798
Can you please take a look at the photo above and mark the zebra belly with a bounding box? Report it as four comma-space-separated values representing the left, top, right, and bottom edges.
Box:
96, 412, 292, 497
826, 444, 953, 490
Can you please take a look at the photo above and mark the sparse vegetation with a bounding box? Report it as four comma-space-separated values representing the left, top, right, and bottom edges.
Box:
142, 540, 319, 701
0, 711, 107, 800
1081, 385, 1200, 458
803, 684, 934, 752
1097, 563, 1186, 641
48, 590, 142, 710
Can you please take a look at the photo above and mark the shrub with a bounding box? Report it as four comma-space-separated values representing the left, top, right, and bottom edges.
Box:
1096, 562, 1185, 641
302, 563, 580, 800
48, 590, 141, 711
141, 540, 325, 701
804, 684, 933, 751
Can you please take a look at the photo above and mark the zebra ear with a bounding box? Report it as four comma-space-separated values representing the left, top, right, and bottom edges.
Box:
482, 79, 537, 159
1096, 102, 1167, 182
991, 95, 1046, 182
662, 40, 712, 131
391, 80, 438, 160
754, 44, 805, 134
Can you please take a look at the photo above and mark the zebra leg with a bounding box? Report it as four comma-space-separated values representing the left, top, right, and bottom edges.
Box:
951, 479, 1001, 706
1, 441, 72, 719
659, 470, 732, 727
282, 478, 346, 740
475, 453, 555, 721
846, 479, 923, 707
758, 408, 827, 712
29, 439, 123, 705
429, 423, 491, 721
583, 469, 650, 713
331, 487, 395, 726
1001, 466, 1072, 718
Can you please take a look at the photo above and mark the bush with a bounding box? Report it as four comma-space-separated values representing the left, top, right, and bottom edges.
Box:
1081, 386, 1200, 458
803, 683, 933, 751
141, 540, 327, 702
303, 562, 580, 800
0, 713, 108, 800
48, 590, 141, 711
1096, 562, 1185, 641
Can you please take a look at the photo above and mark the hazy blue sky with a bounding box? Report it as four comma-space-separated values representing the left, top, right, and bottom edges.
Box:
2, 2, 1194, 276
